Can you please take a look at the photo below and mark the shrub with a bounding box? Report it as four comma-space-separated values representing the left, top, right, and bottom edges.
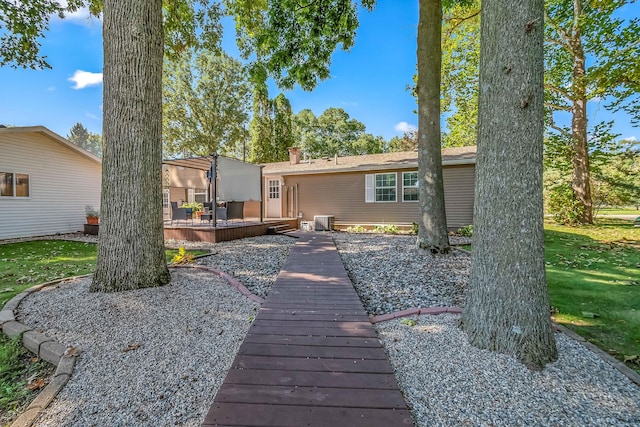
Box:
547, 184, 584, 225
411, 222, 419, 235
171, 247, 194, 264
457, 225, 473, 237
373, 224, 399, 234
346, 225, 366, 233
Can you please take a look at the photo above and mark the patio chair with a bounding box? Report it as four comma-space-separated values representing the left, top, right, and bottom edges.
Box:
226, 201, 244, 223
170, 201, 193, 225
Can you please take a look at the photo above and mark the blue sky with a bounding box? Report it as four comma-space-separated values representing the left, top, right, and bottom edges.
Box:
0, 1, 637, 143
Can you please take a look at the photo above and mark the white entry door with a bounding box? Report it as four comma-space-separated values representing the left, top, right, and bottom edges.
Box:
266, 179, 281, 218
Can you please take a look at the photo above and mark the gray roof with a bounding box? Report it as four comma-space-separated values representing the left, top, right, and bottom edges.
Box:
262, 146, 476, 176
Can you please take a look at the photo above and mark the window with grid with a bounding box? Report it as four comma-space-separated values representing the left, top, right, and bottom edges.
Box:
268, 180, 280, 199
402, 171, 419, 202
375, 173, 396, 202
194, 188, 208, 203
0, 172, 30, 197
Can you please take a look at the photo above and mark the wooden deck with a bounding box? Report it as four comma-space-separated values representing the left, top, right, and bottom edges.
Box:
202, 234, 414, 427
164, 219, 298, 243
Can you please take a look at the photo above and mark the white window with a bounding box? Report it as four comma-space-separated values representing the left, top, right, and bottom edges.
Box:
187, 188, 195, 203
365, 173, 396, 203
0, 172, 30, 198
402, 171, 419, 202
194, 188, 208, 203
268, 180, 280, 199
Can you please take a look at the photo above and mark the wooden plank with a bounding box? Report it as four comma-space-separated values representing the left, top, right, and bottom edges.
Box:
237, 343, 388, 359
222, 369, 400, 389
252, 320, 374, 329
232, 355, 394, 374
248, 325, 378, 338
214, 384, 408, 408
202, 403, 413, 427
243, 334, 382, 348
257, 313, 370, 322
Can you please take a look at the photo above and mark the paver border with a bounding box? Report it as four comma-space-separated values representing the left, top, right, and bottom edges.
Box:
1, 275, 88, 427
371, 306, 640, 387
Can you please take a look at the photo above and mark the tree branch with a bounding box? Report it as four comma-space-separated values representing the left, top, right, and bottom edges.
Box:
544, 10, 573, 52
544, 84, 572, 102
445, 9, 481, 34
545, 102, 572, 112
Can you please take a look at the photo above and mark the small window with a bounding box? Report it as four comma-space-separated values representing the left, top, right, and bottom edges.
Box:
365, 173, 396, 203
194, 188, 208, 203
0, 172, 30, 198
268, 180, 280, 199
403, 171, 418, 202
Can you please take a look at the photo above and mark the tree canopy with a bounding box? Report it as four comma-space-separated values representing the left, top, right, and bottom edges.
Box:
67, 122, 102, 157
162, 49, 251, 159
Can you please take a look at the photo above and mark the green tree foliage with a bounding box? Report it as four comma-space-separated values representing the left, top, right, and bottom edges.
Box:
162, 49, 251, 158
250, 88, 294, 163
441, 1, 480, 147
226, 0, 376, 90
67, 122, 102, 157
387, 129, 418, 152
293, 107, 384, 158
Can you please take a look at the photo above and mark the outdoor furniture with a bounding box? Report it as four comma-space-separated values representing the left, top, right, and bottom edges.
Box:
216, 206, 227, 224
226, 201, 244, 223
170, 201, 193, 225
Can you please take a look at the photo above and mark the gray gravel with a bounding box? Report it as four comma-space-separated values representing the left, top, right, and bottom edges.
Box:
377, 314, 640, 427
18, 270, 257, 426
333, 233, 469, 314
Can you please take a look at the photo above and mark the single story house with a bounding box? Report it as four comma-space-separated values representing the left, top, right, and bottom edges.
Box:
0, 126, 102, 240
261, 146, 477, 230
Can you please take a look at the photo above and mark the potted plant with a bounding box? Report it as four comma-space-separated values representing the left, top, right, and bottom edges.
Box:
180, 202, 204, 219
85, 205, 100, 225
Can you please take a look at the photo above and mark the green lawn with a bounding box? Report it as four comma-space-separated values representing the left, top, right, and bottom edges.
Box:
0, 240, 207, 308
595, 207, 640, 216
462, 219, 640, 372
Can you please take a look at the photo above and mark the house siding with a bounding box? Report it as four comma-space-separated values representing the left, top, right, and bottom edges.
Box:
0, 131, 102, 240
279, 164, 474, 230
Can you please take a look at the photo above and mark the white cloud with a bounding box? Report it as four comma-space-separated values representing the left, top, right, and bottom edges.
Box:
54, 2, 102, 27
69, 70, 103, 89
622, 136, 638, 142
394, 121, 417, 133
85, 112, 99, 120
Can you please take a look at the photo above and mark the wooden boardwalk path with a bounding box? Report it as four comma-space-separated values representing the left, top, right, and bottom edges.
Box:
202, 234, 414, 427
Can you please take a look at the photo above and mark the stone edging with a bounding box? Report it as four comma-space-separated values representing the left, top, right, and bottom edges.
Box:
1, 275, 90, 427
370, 306, 640, 387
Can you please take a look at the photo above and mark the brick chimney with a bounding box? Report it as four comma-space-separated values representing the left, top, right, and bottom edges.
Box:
289, 147, 301, 165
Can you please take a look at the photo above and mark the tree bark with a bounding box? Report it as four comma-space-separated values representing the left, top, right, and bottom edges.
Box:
569, 0, 593, 224
416, 0, 451, 254
461, 0, 557, 369
91, 0, 171, 292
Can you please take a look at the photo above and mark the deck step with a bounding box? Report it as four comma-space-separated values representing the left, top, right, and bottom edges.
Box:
267, 224, 297, 234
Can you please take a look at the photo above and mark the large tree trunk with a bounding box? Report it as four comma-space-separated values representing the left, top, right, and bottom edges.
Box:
461, 0, 557, 369
416, 0, 450, 254
569, 0, 593, 224
91, 0, 170, 292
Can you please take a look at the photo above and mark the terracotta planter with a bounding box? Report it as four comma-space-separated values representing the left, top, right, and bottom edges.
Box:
196, 211, 204, 219
86, 216, 99, 225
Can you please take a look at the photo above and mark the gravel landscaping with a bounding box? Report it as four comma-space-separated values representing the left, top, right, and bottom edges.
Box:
333, 233, 469, 314
12, 232, 640, 426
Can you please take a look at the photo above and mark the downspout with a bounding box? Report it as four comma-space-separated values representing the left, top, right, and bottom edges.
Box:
259, 165, 264, 223
212, 154, 218, 224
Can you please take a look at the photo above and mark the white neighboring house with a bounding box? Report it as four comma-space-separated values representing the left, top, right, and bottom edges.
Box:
0, 126, 102, 240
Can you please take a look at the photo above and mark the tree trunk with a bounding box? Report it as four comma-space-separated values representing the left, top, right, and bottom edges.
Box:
416, 0, 451, 254
91, 0, 170, 292
569, 0, 593, 224
461, 0, 557, 369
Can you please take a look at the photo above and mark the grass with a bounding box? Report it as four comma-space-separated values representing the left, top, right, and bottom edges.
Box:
462, 219, 640, 372
595, 207, 640, 216
0, 240, 208, 308
0, 334, 54, 425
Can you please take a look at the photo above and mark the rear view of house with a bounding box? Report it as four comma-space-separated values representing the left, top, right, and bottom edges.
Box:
261, 146, 476, 230
0, 126, 102, 240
